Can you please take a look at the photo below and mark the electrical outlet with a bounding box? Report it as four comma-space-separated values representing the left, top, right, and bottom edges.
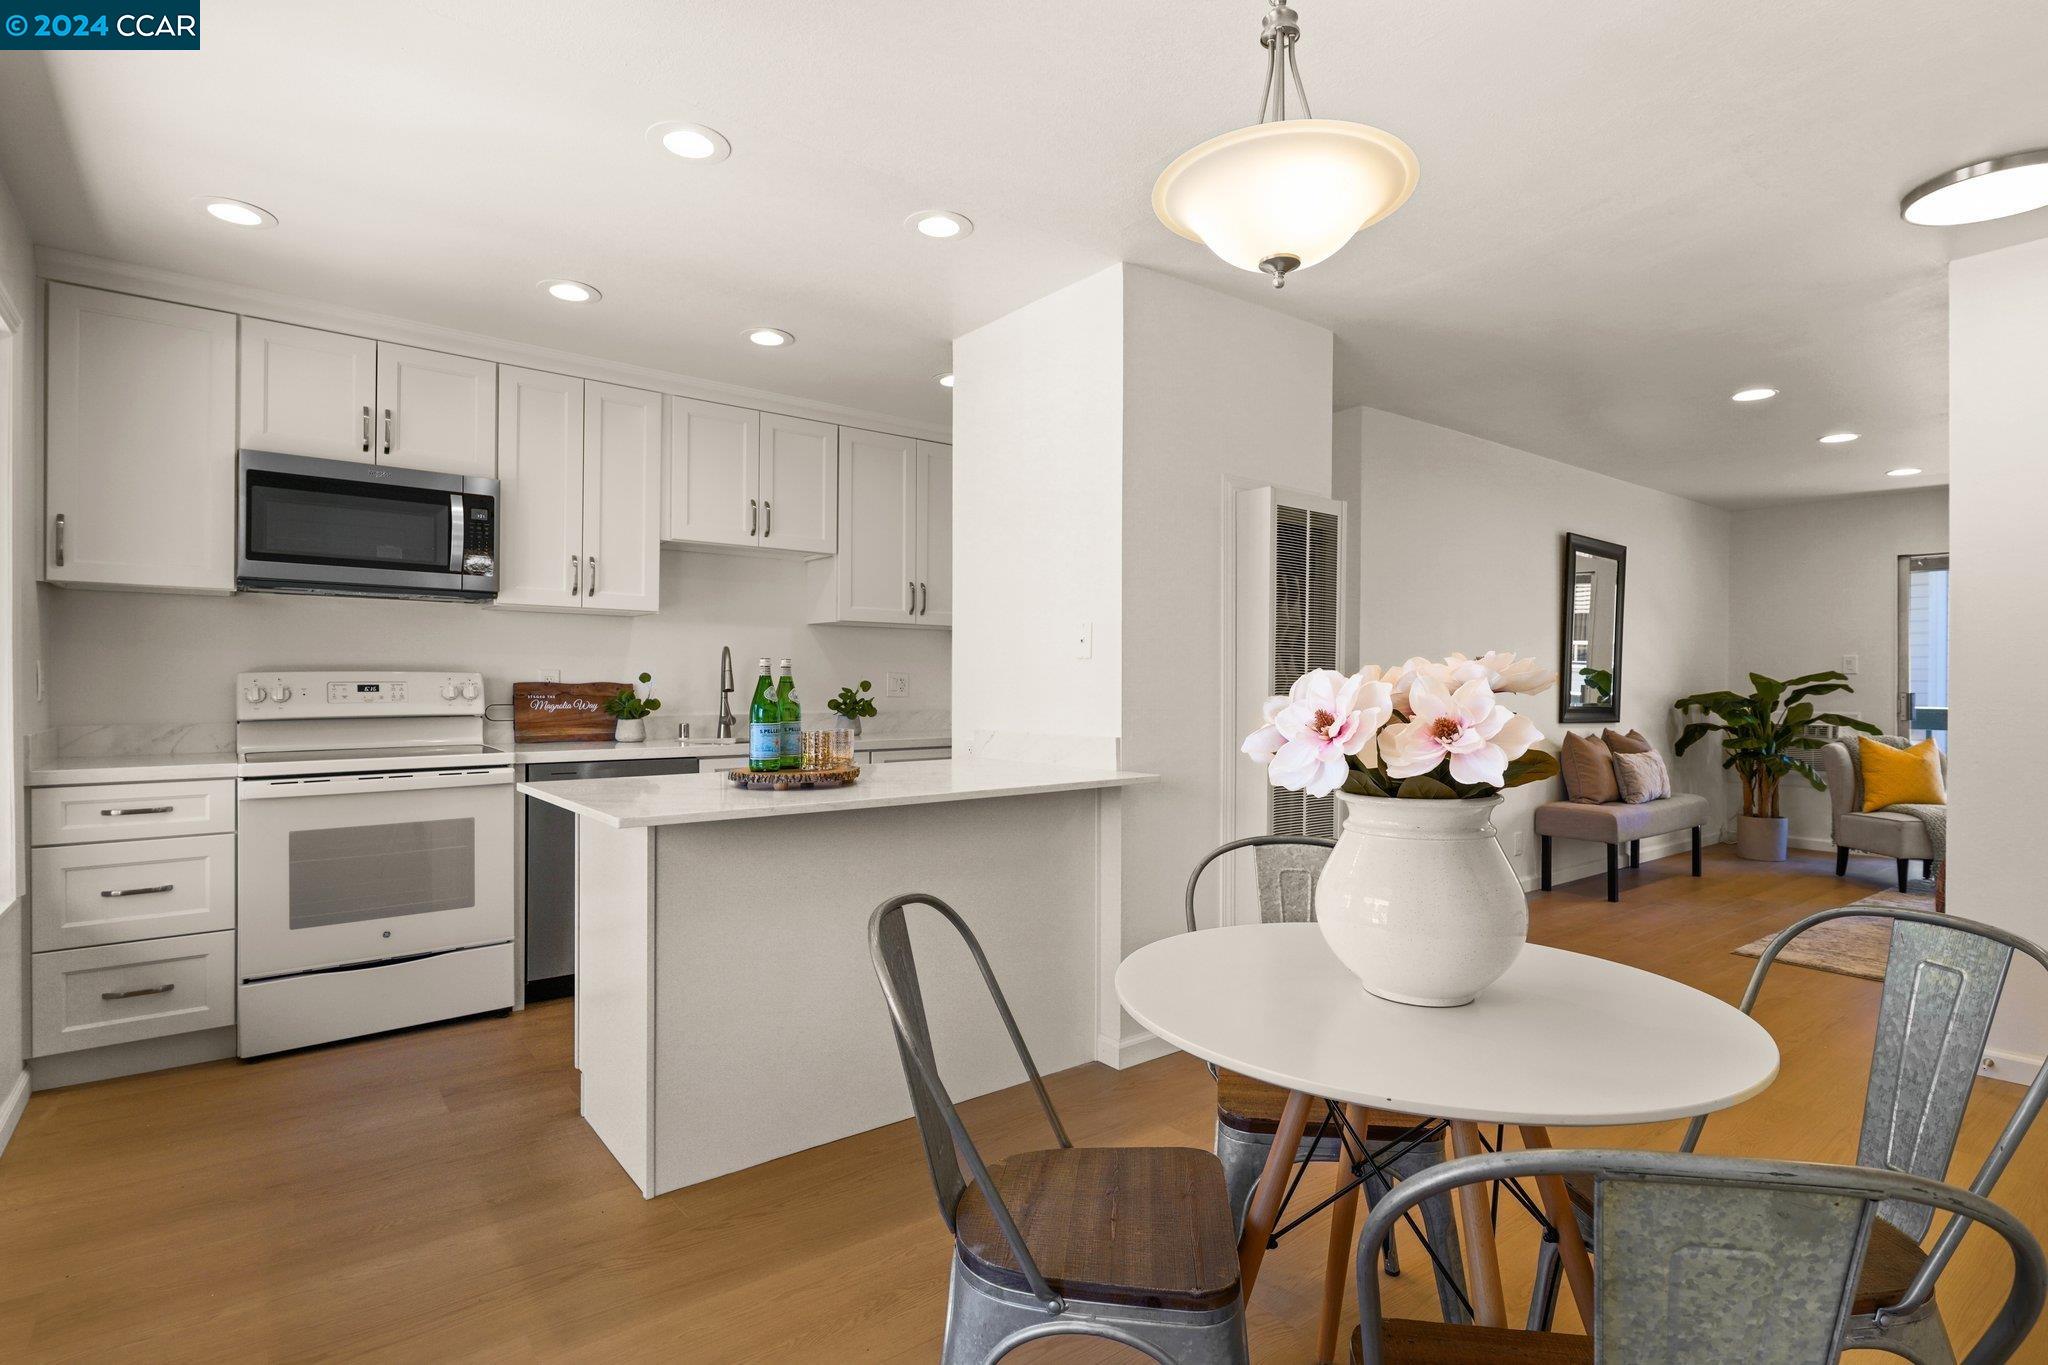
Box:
1076, 621, 1094, 659
1510, 831, 1526, 858
885, 672, 909, 699
1839, 653, 1860, 675
539, 668, 561, 684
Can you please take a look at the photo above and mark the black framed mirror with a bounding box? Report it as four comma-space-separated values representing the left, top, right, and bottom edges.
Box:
1560, 533, 1626, 723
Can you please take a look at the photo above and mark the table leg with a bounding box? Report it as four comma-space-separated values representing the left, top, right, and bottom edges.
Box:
1238, 1089, 1312, 1297
1520, 1125, 1596, 1329
1315, 1104, 1371, 1364
1447, 1121, 1507, 1327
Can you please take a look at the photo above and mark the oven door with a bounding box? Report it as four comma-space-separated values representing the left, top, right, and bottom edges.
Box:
236, 766, 514, 979
238, 449, 494, 598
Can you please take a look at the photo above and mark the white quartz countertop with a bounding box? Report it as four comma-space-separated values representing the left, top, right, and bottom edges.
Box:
28, 752, 243, 785
510, 732, 950, 765
519, 758, 1155, 828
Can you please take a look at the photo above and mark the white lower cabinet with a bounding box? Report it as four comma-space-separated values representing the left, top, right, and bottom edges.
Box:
31, 929, 237, 1057
31, 778, 237, 846
866, 746, 952, 763
31, 834, 236, 951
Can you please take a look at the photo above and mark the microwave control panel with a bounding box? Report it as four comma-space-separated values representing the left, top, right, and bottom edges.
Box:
235, 671, 485, 719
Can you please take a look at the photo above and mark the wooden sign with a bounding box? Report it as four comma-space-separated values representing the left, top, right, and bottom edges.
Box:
512, 681, 627, 743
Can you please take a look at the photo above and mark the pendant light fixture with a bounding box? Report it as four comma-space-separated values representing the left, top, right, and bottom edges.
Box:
1154, 1, 1418, 289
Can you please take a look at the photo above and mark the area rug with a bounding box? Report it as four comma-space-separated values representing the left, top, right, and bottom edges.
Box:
1732, 884, 1938, 982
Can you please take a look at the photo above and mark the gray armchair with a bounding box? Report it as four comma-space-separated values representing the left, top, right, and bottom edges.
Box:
1819, 735, 1946, 891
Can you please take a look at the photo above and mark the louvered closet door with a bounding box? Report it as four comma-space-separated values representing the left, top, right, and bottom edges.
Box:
1269, 504, 1342, 839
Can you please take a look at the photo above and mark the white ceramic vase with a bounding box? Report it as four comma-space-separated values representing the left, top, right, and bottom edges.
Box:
1314, 793, 1527, 1007
614, 717, 646, 742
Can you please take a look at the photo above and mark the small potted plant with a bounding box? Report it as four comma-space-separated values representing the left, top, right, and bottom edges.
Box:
827, 680, 878, 737
604, 672, 662, 742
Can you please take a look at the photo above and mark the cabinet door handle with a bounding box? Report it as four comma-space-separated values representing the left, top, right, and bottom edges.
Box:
587, 556, 597, 596
101, 806, 174, 817
53, 513, 65, 568
101, 884, 174, 899
907, 580, 915, 617
919, 582, 928, 616
570, 554, 581, 596
763, 500, 772, 538
749, 498, 758, 537
381, 408, 393, 457
361, 405, 371, 453
101, 983, 175, 1001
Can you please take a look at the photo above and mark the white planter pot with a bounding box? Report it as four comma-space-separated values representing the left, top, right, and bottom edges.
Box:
1735, 814, 1788, 861
614, 718, 646, 742
1315, 793, 1527, 1007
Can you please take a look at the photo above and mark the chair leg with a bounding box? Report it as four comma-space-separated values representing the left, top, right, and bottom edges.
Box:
1691, 826, 1702, 876
1380, 1135, 1469, 1324
1629, 838, 1641, 869
1923, 859, 1936, 881
1216, 1121, 1269, 1234
1606, 844, 1619, 902
1539, 835, 1552, 891
1364, 1170, 1400, 1276
1525, 1235, 1563, 1332
1897, 858, 1910, 893
1836, 845, 1850, 876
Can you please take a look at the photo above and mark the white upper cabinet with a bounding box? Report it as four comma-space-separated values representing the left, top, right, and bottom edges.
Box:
494, 366, 586, 611
664, 398, 758, 548
916, 441, 953, 626
759, 413, 839, 555
375, 343, 497, 478
238, 318, 378, 463
581, 383, 664, 614
46, 283, 237, 594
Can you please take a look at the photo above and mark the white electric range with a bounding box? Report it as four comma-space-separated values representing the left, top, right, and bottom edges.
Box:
235, 670, 515, 1057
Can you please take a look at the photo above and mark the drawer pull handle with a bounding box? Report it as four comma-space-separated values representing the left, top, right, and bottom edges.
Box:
100, 806, 174, 816
101, 984, 175, 1001
101, 884, 174, 898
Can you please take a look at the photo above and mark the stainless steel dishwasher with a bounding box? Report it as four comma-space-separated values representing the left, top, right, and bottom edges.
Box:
524, 756, 700, 999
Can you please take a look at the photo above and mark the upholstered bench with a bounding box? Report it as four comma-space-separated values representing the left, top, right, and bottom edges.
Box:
1535, 795, 1710, 902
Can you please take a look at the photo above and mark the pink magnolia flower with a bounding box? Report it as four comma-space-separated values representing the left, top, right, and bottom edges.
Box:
1380, 676, 1543, 787
1445, 651, 1558, 696
1242, 668, 1393, 799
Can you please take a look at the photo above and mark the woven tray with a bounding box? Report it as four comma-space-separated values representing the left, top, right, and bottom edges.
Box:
725, 765, 861, 791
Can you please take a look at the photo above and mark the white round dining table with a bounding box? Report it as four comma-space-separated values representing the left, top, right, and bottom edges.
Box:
1115, 922, 1780, 1336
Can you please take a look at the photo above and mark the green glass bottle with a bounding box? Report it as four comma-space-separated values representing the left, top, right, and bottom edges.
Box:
775, 659, 801, 769
748, 658, 779, 771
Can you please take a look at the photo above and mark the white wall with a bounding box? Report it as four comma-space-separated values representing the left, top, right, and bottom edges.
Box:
0, 161, 38, 1149
1729, 488, 1948, 847
1950, 235, 2048, 1076
43, 548, 951, 733
1336, 406, 1735, 890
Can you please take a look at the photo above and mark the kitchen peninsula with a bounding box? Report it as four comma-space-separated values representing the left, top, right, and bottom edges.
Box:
519, 757, 1153, 1195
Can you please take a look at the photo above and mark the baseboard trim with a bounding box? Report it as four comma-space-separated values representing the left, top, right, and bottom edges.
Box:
31, 1026, 238, 1092
0, 1068, 28, 1155
1523, 830, 1716, 895
1099, 1029, 1175, 1070
1981, 1047, 2045, 1087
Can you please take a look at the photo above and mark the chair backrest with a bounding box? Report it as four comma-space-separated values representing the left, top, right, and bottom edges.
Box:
1183, 834, 1335, 934
1354, 1149, 2046, 1365
867, 893, 1071, 1306
1686, 905, 2048, 1314
1822, 734, 1950, 821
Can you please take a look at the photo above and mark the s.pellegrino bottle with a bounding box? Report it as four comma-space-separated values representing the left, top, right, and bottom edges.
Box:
748, 658, 779, 772
775, 659, 801, 769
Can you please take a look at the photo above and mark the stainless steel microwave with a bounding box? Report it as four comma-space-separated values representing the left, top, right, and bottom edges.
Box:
237, 450, 498, 602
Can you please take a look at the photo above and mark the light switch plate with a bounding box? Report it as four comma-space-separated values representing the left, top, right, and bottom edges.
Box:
885, 672, 909, 698
539, 669, 562, 683
1839, 653, 1860, 675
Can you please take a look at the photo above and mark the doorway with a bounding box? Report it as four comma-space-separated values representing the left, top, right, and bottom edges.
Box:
1897, 553, 1949, 750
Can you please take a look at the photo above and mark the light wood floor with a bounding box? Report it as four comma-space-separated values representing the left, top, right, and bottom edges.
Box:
2, 846, 2043, 1362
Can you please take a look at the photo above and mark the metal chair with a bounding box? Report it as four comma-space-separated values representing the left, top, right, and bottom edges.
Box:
1527, 906, 2048, 1363
870, 893, 1251, 1365
1355, 1148, 2044, 1364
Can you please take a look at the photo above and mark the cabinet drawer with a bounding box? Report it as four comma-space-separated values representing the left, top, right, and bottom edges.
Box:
32, 930, 237, 1057
31, 779, 236, 846
31, 834, 237, 951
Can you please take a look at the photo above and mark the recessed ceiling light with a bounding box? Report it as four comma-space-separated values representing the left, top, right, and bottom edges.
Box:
746, 328, 793, 348
539, 279, 601, 303
1901, 149, 2048, 226
1818, 432, 1860, 444
1730, 387, 1777, 402
936, 372, 955, 388
197, 197, 276, 228
906, 210, 974, 240
645, 121, 732, 163
1887, 467, 1923, 478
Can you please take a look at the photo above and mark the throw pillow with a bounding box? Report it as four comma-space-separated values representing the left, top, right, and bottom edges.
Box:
1560, 731, 1621, 804
1602, 728, 1654, 754
1860, 736, 1945, 811
1612, 749, 1671, 804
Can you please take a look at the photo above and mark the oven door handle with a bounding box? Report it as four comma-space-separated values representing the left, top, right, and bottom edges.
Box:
238, 767, 514, 800
449, 492, 466, 573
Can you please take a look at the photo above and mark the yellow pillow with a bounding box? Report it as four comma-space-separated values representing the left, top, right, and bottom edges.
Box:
1860, 737, 1945, 811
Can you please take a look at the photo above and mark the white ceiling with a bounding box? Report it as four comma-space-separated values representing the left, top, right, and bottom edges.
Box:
2, 0, 2044, 506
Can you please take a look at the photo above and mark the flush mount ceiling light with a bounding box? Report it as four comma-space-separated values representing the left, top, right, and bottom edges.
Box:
746, 328, 793, 347
1887, 467, 1924, 478
645, 120, 732, 163
1730, 387, 1778, 402
539, 279, 601, 303
1901, 149, 2048, 226
1153, 1, 1418, 289
196, 196, 276, 228
936, 371, 955, 388
1818, 432, 1860, 445
906, 210, 974, 240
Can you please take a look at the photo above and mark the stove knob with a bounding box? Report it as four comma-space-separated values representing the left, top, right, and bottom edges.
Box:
244, 683, 269, 705
460, 680, 480, 701
276, 685, 294, 703
440, 682, 459, 701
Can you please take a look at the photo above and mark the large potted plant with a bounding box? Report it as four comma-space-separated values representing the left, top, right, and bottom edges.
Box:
1243, 653, 1558, 1007
1672, 671, 1878, 861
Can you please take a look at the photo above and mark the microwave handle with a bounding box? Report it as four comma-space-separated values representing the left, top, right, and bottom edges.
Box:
449, 493, 465, 573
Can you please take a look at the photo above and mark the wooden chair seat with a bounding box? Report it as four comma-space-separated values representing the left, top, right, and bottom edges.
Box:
953, 1146, 1241, 1311
1350, 1320, 1594, 1363
1558, 1172, 1927, 1315
1215, 1069, 1426, 1141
